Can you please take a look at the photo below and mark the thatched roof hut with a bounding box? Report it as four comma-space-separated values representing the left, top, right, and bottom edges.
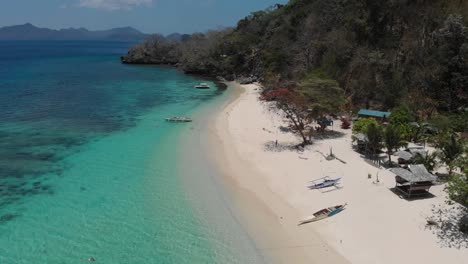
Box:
408, 165, 437, 182
390, 165, 436, 198
395, 150, 413, 162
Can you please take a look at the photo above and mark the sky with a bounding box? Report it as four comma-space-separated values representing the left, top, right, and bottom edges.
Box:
0, 0, 289, 34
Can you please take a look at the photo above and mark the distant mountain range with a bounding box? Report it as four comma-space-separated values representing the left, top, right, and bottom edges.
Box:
0, 23, 151, 41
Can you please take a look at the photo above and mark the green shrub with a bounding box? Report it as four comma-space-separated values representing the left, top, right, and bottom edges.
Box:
352, 118, 379, 134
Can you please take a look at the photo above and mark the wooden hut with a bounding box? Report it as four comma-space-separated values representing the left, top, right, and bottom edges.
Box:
390, 165, 437, 198
394, 150, 413, 165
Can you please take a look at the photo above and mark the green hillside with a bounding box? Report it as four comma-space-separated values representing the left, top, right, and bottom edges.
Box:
122, 0, 468, 113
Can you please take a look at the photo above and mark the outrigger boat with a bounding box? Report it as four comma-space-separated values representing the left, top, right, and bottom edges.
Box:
308, 177, 342, 189
298, 203, 347, 225
165, 117, 192, 123
194, 83, 210, 89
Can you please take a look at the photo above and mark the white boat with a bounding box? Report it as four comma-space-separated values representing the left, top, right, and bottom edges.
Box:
298, 203, 347, 225
165, 117, 192, 123
308, 177, 342, 189
194, 83, 210, 89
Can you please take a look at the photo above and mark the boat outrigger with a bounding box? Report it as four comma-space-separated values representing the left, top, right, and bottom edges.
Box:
298, 203, 347, 225
165, 117, 192, 123
194, 83, 210, 89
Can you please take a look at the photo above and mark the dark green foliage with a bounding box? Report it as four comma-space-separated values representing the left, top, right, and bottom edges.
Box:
389, 106, 413, 140
390, 106, 413, 125
436, 133, 465, 175
298, 70, 345, 117
352, 118, 379, 134
383, 124, 407, 164
446, 156, 467, 206
413, 152, 439, 173
123, 0, 468, 112
365, 123, 383, 158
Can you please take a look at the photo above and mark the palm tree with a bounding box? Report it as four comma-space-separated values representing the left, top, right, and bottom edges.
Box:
383, 124, 407, 165
365, 123, 383, 160
413, 152, 439, 172
439, 133, 464, 176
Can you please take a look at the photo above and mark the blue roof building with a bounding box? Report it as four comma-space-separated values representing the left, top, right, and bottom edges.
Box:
358, 109, 391, 120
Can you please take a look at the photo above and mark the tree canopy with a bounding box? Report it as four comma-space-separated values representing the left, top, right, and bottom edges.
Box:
123, 0, 468, 113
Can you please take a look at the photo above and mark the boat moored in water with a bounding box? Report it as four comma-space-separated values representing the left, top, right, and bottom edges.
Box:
165, 117, 193, 122
194, 83, 211, 89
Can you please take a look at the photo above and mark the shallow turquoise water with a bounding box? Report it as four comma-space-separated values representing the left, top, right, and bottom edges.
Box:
0, 41, 264, 263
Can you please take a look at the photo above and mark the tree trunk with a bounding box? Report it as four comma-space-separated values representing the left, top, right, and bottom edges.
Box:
298, 130, 309, 146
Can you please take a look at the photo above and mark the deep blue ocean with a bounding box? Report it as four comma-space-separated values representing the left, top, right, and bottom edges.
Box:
0, 41, 263, 263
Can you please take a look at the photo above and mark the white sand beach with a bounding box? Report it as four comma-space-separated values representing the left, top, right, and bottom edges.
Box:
209, 82, 468, 264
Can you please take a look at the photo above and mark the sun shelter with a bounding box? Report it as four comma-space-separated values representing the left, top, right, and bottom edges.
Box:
395, 150, 413, 164
390, 165, 437, 198
409, 148, 427, 158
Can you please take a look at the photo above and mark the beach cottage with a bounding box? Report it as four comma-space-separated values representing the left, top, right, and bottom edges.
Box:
390, 165, 437, 198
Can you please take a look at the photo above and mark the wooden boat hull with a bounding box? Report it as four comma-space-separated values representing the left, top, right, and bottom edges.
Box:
298, 204, 346, 225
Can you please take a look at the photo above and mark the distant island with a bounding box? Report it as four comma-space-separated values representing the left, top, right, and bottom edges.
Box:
0, 23, 150, 41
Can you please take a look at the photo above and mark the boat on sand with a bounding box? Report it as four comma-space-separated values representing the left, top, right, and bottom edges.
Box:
308, 177, 342, 189
298, 203, 347, 225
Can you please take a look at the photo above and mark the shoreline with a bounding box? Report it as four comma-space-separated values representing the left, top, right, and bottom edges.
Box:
204, 82, 349, 263
203, 82, 468, 263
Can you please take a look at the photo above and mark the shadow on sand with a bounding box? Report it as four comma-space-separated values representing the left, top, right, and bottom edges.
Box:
425, 204, 468, 249
263, 141, 303, 152
312, 130, 346, 141
388, 187, 437, 201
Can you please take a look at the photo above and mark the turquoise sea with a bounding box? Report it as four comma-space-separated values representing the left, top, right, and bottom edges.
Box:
0, 41, 264, 263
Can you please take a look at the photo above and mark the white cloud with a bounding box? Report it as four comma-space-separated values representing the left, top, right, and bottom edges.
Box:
78, 0, 153, 10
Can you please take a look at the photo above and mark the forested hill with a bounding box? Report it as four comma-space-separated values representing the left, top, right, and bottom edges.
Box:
122, 0, 468, 113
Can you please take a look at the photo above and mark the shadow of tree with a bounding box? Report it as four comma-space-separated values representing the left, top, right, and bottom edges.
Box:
263, 141, 303, 152
426, 204, 468, 249
313, 130, 346, 141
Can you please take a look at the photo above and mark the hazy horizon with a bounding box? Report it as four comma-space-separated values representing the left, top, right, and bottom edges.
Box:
0, 0, 288, 35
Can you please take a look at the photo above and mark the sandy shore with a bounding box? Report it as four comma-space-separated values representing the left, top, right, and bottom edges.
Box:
209, 82, 468, 264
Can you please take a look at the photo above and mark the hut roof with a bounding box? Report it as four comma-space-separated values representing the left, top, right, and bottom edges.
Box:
358, 109, 392, 118
353, 133, 368, 142
390, 168, 415, 181
407, 143, 425, 149
395, 150, 413, 161
409, 165, 437, 181
409, 149, 427, 157
390, 165, 436, 183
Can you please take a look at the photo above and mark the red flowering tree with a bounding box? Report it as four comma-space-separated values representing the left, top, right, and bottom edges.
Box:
341, 118, 351, 129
